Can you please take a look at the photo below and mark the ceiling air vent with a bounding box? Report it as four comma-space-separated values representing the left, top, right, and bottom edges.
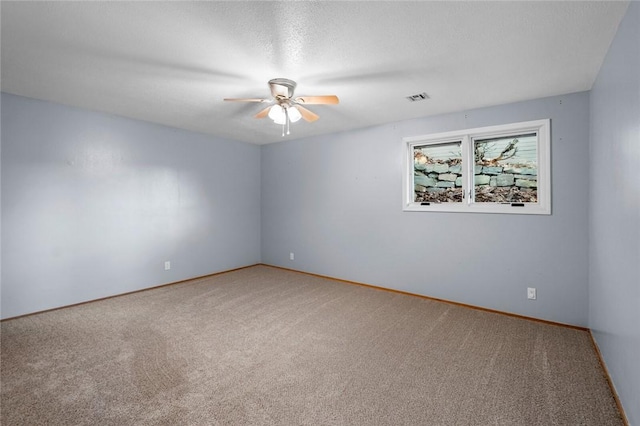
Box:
406, 92, 430, 102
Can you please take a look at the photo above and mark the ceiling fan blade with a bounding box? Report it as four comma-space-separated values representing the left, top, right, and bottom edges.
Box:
295, 95, 339, 105
254, 106, 271, 119
223, 98, 268, 103
296, 105, 319, 122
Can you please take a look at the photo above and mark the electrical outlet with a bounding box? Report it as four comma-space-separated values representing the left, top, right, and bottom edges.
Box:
289, 252, 294, 261
527, 287, 536, 300
164, 261, 171, 271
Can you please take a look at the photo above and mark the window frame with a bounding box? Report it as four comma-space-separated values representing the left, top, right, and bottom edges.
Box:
403, 119, 551, 215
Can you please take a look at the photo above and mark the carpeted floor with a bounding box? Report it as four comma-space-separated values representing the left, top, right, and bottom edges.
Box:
1, 265, 623, 425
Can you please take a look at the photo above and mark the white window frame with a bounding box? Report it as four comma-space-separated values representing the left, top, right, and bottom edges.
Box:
403, 119, 551, 215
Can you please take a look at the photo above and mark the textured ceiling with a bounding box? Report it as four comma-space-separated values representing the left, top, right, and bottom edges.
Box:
0, 1, 629, 145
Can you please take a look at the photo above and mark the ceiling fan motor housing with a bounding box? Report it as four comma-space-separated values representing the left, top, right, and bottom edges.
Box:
269, 78, 297, 99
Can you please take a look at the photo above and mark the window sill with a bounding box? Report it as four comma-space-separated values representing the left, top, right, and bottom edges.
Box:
403, 202, 550, 215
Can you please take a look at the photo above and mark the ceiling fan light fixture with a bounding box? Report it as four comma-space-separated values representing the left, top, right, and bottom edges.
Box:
288, 106, 302, 123
268, 104, 286, 124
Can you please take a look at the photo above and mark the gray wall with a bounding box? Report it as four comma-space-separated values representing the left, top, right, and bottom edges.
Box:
589, 2, 639, 423
262, 91, 590, 327
1, 93, 261, 319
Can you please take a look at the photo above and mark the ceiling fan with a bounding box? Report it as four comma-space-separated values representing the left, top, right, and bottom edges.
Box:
224, 78, 339, 136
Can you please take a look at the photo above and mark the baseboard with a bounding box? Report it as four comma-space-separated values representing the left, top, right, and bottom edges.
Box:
0, 264, 260, 322
4, 262, 587, 331
261, 263, 588, 331
588, 331, 630, 426
3, 262, 591, 331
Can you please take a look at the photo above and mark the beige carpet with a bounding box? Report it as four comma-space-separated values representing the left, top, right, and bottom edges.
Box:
1, 265, 623, 425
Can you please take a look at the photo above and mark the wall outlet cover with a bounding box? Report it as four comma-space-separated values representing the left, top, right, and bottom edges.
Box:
527, 287, 537, 300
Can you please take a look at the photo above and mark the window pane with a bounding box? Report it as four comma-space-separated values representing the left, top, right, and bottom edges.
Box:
413, 141, 463, 203
473, 133, 537, 203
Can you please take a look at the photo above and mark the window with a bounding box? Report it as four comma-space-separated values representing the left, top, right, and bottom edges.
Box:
403, 119, 550, 214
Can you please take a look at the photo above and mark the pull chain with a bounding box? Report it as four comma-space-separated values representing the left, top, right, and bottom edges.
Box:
279, 106, 292, 137
286, 108, 290, 135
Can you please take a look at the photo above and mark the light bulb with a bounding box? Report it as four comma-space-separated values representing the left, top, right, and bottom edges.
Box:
288, 106, 302, 123
268, 105, 286, 124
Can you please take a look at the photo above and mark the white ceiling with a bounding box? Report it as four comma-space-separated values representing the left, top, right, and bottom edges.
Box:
1, 1, 629, 145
